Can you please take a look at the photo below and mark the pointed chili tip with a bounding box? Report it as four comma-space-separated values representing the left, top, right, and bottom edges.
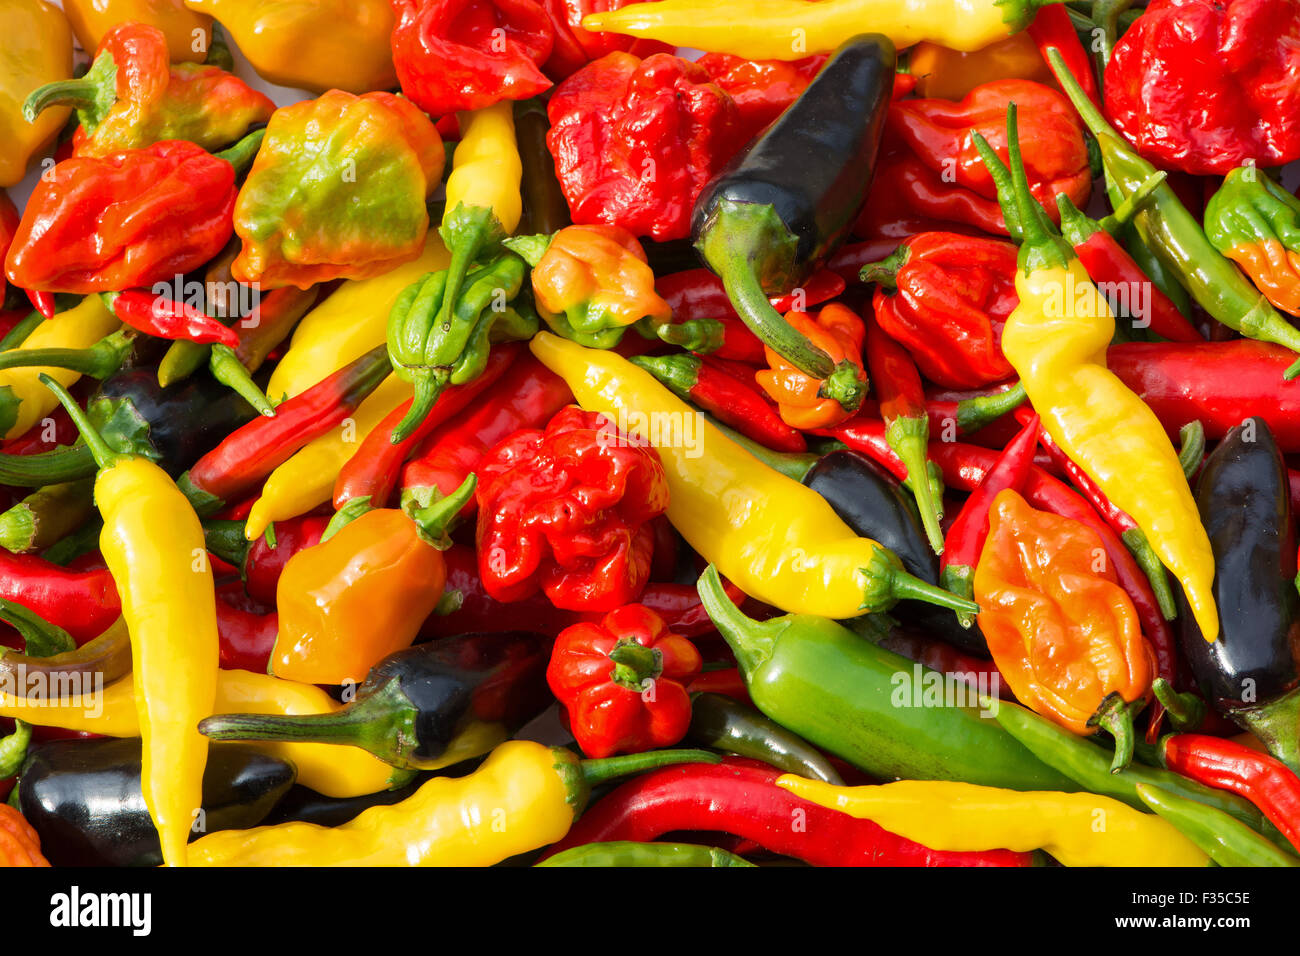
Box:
26, 290, 56, 320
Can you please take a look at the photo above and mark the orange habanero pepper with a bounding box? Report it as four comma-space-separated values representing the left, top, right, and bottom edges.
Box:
756, 302, 866, 430
974, 488, 1155, 772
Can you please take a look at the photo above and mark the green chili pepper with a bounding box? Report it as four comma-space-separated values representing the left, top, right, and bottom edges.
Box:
686, 692, 843, 785
696, 565, 1074, 790
536, 841, 755, 868
1136, 783, 1300, 868
0, 721, 31, 780
0, 329, 137, 379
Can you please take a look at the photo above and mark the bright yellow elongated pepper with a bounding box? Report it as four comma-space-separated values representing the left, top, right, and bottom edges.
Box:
581, 0, 1056, 60
0, 668, 470, 799
530, 332, 975, 619
1, 297, 119, 439
0, 0, 74, 186
778, 776, 1211, 867
1002, 260, 1218, 641
267, 239, 447, 402
244, 373, 413, 539
444, 101, 523, 235
43, 376, 218, 867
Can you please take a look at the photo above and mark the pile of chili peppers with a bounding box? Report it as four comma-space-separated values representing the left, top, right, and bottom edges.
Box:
3, 0, 1300, 872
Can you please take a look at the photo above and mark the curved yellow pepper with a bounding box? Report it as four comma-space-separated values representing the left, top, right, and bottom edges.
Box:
182, 0, 396, 93
0, 0, 73, 187
187, 740, 576, 866
1001, 259, 1218, 642
1, 297, 120, 439
777, 775, 1211, 867
244, 373, 413, 540
444, 102, 523, 235
266, 239, 447, 402
530, 333, 972, 619
582, 0, 1031, 60
64, 0, 212, 63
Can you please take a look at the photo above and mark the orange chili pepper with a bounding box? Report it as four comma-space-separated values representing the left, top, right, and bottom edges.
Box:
909, 32, 1051, 101
0, 804, 49, 867
974, 488, 1155, 771
756, 303, 866, 430
511, 224, 672, 348
270, 476, 474, 685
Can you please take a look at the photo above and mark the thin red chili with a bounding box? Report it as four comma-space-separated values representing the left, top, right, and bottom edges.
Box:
0, 552, 121, 645
101, 290, 240, 348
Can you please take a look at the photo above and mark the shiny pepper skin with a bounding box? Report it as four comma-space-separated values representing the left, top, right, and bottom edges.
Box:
271, 509, 451, 685
1205, 167, 1300, 317
974, 489, 1155, 736
4, 140, 236, 294
547, 604, 703, 758
475, 405, 670, 611
528, 224, 672, 346
757, 303, 867, 430
539, 0, 674, 81
696, 53, 828, 143
546, 52, 744, 241
1105, 0, 1300, 175
231, 91, 445, 290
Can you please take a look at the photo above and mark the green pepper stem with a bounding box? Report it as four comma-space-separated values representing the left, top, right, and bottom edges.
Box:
577, 749, 721, 788
501, 233, 553, 267
859, 245, 910, 291
1120, 528, 1177, 620
209, 345, 275, 417
1003, 103, 1072, 271
705, 413, 821, 483
1102, 170, 1168, 233
390, 372, 445, 445
1233, 686, 1300, 775
886, 415, 945, 555
0, 311, 45, 353
654, 319, 724, 354
197, 690, 405, 762
608, 640, 663, 690
1151, 678, 1206, 734
213, 128, 266, 176
1177, 420, 1205, 481
971, 131, 1024, 242
37, 374, 126, 471
22, 77, 100, 121
1089, 692, 1144, 773
202, 519, 252, 570
696, 564, 774, 678
936, 564, 976, 627
1136, 783, 1299, 868
406, 473, 476, 548
1044, 48, 1114, 141
320, 495, 372, 543
722, 260, 834, 380
630, 354, 701, 394
956, 381, 1028, 433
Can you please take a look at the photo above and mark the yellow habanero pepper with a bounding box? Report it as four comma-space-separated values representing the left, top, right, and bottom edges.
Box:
581, 0, 1053, 60
43, 375, 218, 867
266, 239, 447, 403
974, 107, 1218, 642
776, 776, 1211, 867
1, 297, 119, 440
530, 332, 975, 620
186, 742, 716, 866
0, 0, 74, 187
0, 669, 426, 799
182, 0, 396, 94
909, 33, 1052, 100
64, 0, 212, 63
243, 374, 413, 540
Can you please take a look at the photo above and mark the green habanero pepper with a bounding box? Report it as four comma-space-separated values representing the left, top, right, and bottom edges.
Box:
1205, 166, 1300, 318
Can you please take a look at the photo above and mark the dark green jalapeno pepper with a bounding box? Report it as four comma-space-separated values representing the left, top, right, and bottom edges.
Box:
686, 692, 842, 785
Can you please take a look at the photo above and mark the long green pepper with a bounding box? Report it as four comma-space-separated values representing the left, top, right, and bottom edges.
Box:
1136, 784, 1300, 868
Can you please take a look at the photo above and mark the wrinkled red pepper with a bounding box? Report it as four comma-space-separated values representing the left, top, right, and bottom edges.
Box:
390, 0, 555, 117
696, 53, 828, 142
475, 405, 669, 611
547, 52, 744, 241
539, 0, 673, 80
547, 603, 703, 757
1105, 0, 1300, 175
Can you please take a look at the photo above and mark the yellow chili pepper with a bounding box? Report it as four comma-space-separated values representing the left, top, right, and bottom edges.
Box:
0, 668, 450, 798
975, 107, 1218, 642
530, 332, 975, 619
445, 101, 523, 236
776, 775, 1211, 867
186, 741, 716, 866
0, 0, 73, 187
43, 375, 217, 867
0, 297, 119, 441
266, 239, 447, 403
63, 0, 212, 63
244, 374, 413, 540
581, 0, 1052, 60
182, 0, 396, 93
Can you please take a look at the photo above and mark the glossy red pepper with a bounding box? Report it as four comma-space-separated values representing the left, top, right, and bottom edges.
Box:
100, 290, 240, 348
390, 0, 555, 117
540, 757, 1034, 867
547, 603, 703, 758
0, 553, 120, 645
1105, 0, 1300, 175
696, 53, 828, 142
539, 0, 673, 80
215, 582, 277, 673
1024, 3, 1101, 110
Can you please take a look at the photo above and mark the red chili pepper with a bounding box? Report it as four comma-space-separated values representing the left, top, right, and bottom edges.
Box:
178, 343, 392, 513
204, 513, 331, 607
215, 582, 278, 673
391, 350, 572, 511
547, 603, 703, 758
3, 139, 238, 294
865, 307, 945, 554
546, 52, 744, 241
685, 666, 750, 704
422, 543, 582, 639
1, 406, 76, 456
25, 292, 56, 320
1025, 3, 1101, 111
539, 0, 673, 81
631, 353, 806, 454
1013, 404, 1180, 625
333, 343, 523, 510
862, 232, 1018, 389
100, 290, 240, 348
0, 552, 121, 645
939, 414, 1040, 622
390, 0, 555, 117
540, 757, 1034, 867
1107, 341, 1300, 451
475, 405, 670, 611
656, 266, 845, 324
1162, 733, 1300, 852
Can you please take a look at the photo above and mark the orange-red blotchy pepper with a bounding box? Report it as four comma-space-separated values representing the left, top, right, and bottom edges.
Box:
756, 303, 866, 430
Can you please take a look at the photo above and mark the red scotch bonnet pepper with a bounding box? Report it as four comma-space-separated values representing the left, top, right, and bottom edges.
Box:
547, 603, 703, 758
